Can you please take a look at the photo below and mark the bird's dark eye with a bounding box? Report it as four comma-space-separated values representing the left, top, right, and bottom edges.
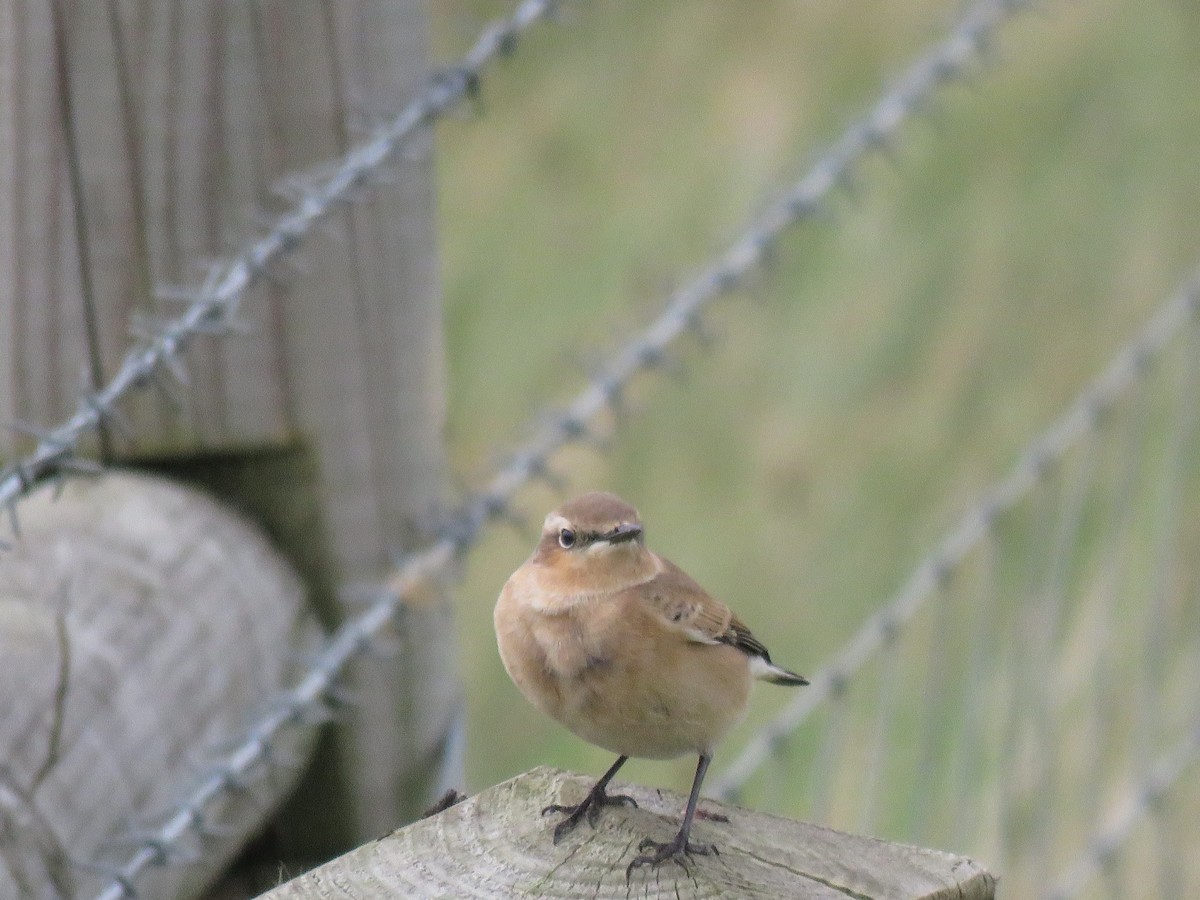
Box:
558, 528, 576, 549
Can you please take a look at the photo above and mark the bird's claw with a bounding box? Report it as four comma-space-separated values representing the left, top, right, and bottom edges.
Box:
626, 833, 717, 880
543, 790, 638, 843
605, 793, 638, 809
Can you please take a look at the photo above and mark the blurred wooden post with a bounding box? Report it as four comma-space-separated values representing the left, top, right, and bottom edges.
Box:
261, 767, 999, 898
0, 473, 321, 899
0, 0, 457, 887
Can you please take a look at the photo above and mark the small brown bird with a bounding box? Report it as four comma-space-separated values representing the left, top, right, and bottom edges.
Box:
494, 491, 807, 875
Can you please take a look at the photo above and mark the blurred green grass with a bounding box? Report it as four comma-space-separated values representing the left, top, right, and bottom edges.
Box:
428, 0, 1200, 813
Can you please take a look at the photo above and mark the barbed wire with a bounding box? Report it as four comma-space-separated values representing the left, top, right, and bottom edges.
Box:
46, 2, 567, 896
83, 0, 1038, 895
710, 270, 1200, 800
0, 0, 563, 549
1044, 723, 1200, 900
400, 0, 1038, 577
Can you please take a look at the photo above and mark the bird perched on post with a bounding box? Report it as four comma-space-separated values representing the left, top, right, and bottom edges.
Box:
494, 491, 808, 876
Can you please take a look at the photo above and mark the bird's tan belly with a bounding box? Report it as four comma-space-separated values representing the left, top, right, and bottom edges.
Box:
535, 638, 750, 760
495, 585, 754, 760
564, 665, 729, 758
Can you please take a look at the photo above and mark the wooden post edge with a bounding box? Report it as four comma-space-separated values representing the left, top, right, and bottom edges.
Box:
0, 472, 322, 899
261, 766, 997, 898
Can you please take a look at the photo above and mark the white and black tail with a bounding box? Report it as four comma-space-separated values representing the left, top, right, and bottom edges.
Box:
749, 654, 809, 686
723, 622, 809, 686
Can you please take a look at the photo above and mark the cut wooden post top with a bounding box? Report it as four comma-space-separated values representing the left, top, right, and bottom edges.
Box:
262, 766, 996, 899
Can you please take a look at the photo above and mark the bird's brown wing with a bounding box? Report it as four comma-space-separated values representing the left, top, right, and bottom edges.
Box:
636, 556, 791, 670
637, 556, 808, 686
722, 616, 772, 659
638, 556, 758, 650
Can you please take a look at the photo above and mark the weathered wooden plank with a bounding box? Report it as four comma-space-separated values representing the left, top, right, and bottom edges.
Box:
262, 767, 998, 899
0, 472, 321, 899
1, 0, 446, 507
232, 1, 457, 853
1, 0, 457, 868
0, 1, 94, 457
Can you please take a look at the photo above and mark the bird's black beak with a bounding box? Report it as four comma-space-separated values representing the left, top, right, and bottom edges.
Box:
604, 523, 643, 544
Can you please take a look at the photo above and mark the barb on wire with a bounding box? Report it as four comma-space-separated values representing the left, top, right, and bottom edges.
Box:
0, 0, 564, 546
1043, 725, 1200, 900
87, 596, 411, 900
87, 0, 1038, 895
418, 0, 1036, 573
709, 270, 1200, 801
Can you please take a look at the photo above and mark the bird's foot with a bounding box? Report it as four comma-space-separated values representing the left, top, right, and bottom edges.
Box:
542, 788, 638, 843
625, 831, 717, 880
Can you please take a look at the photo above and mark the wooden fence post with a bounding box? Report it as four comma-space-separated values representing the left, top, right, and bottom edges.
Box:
261, 767, 999, 898
0, 473, 320, 899
0, 0, 456, 889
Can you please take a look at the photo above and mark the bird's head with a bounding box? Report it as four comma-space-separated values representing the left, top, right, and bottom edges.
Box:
532, 492, 654, 592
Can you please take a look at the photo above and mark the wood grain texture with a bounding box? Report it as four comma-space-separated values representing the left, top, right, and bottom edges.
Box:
0, 0, 458, 861
0, 472, 321, 899
0, 0, 446, 572
261, 767, 998, 899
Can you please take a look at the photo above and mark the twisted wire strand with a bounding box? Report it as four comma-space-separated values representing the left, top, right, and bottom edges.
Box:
0, 0, 562, 544
1043, 724, 1200, 900
73, 5, 565, 895
710, 271, 1200, 800
85, 0, 1038, 894
392, 0, 1035, 585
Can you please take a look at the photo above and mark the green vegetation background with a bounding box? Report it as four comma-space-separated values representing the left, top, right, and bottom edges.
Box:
429, 0, 1200, 836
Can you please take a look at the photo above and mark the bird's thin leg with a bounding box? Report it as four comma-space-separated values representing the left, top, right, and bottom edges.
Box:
626, 753, 716, 879
543, 754, 638, 843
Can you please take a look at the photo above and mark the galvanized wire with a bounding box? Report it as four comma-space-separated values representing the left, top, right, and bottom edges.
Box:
710, 271, 1200, 801
711, 271, 1200, 900
1043, 724, 1200, 900
83, 0, 1039, 894
0, 0, 563, 549
67, 4, 567, 896
710, 276, 1200, 898
393, 0, 1037, 583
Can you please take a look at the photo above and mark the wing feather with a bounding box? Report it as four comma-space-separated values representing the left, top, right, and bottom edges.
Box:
638, 557, 740, 647
634, 556, 808, 685
638, 561, 758, 652
723, 616, 771, 658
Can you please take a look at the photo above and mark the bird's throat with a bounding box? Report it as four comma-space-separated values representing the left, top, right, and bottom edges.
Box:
529, 548, 661, 611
